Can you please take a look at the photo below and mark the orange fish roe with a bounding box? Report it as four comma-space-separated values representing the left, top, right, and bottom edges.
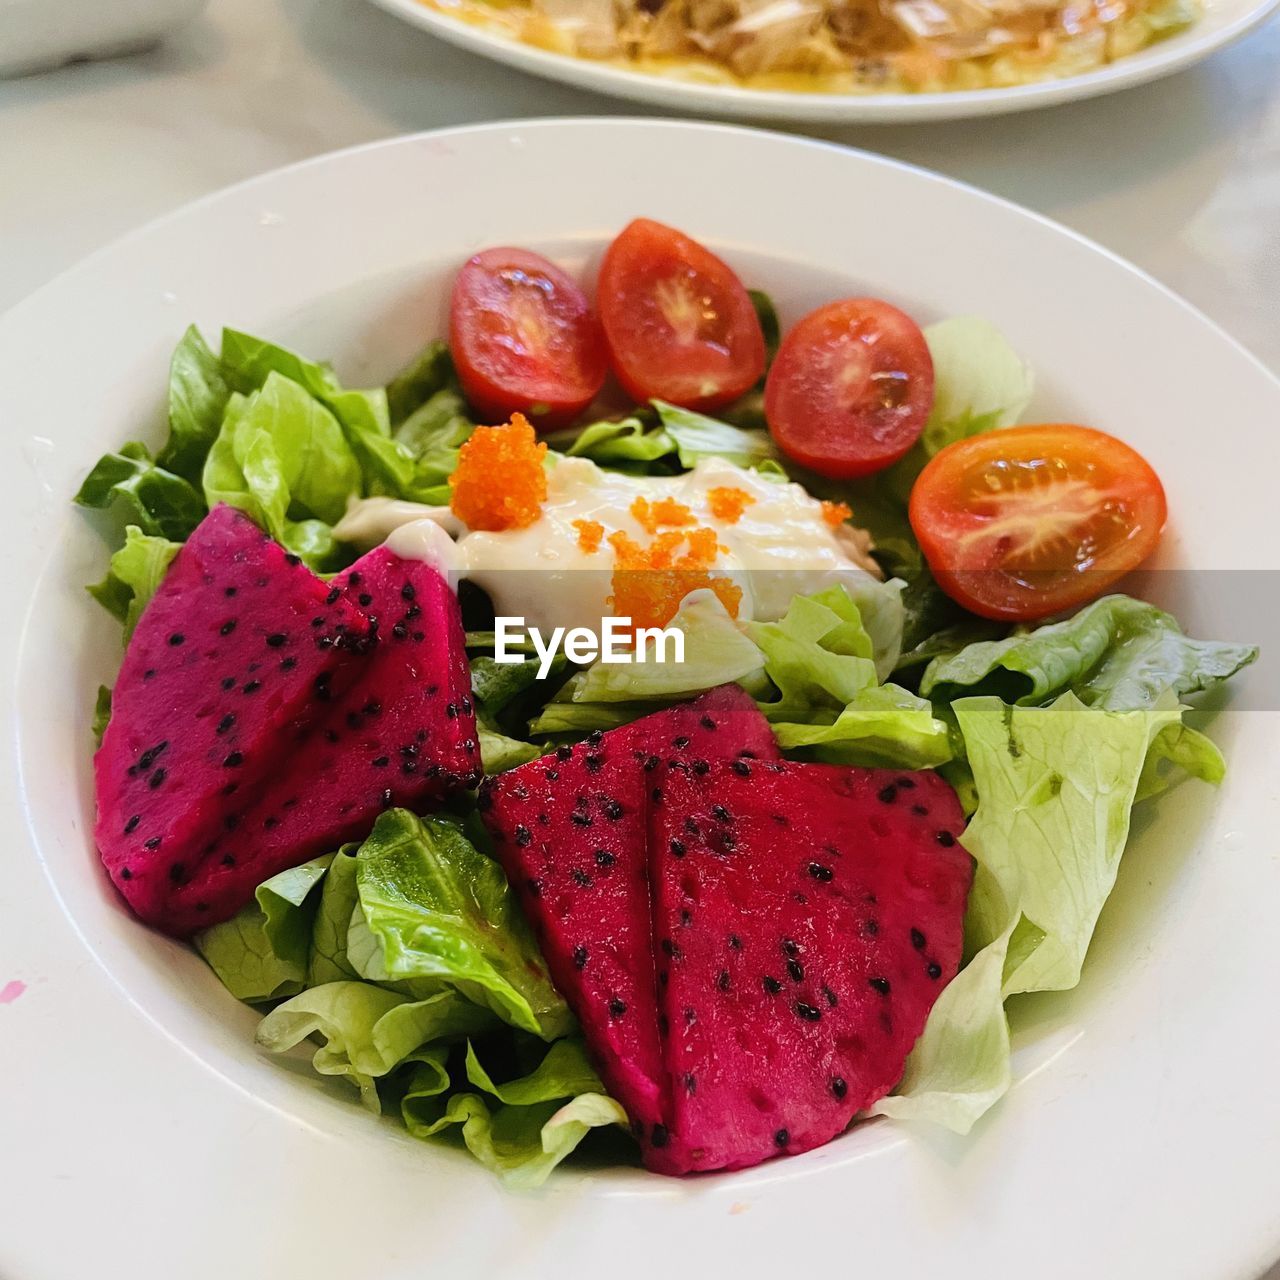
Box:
630, 495, 697, 534
573, 519, 605, 555
608, 527, 742, 631
449, 414, 547, 532
821, 500, 853, 528
706, 486, 756, 524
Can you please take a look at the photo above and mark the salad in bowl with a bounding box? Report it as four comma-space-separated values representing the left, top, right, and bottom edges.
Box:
75, 216, 1255, 1185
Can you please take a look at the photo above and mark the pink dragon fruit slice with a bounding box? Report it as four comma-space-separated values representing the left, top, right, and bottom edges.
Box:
646, 760, 971, 1173
478, 686, 779, 1164
167, 547, 480, 928
95, 504, 372, 934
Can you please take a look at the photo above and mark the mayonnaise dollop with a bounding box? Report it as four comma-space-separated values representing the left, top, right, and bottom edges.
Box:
337, 455, 888, 638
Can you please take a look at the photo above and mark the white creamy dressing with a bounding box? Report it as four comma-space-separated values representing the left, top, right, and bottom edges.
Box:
338, 454, 885, 635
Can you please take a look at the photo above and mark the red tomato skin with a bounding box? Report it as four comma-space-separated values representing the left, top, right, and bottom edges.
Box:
764, 298, 934, 480
597, 218, 765, 412
909, 423, 1168, 623
450, 247, 607, 430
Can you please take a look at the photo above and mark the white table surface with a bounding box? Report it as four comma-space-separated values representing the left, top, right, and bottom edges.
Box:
1, 1, 1278, 1275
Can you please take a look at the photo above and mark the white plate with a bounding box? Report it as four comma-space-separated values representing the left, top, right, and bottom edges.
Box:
366, 0, 1280, 122
1, 119, 1277, 1280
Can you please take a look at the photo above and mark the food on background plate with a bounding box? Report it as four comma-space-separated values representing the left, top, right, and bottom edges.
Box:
76, 216, 1256, 1185
413, 0, 1200, 96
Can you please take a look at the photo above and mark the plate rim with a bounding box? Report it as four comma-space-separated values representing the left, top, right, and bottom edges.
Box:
2, 115, 1276, 390
364, 0, 1280, 123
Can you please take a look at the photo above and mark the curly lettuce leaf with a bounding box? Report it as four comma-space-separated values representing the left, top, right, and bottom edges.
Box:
922, 594, 1258, 709
221, 328, 458, 502
402, 1038, 626, 1188
555, 403, 778, 474
158, 325, 232, 483
353, 809, 572, 1039
308, 844, 363, 986
86, 524, 181, 640
748, 586, 951, 768
74, 441, 206, 542
1136, 720, 1226, 802
558, 416, 677, 469
194, 855, 333, 1003
256, 983, 491, 1111
771, 683, 953, 770
653, 400, 778, 468
531, 586, 936, 768
203, 376, 361, 568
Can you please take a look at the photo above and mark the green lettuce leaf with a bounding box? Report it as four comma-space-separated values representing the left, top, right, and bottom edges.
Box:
471, 651, 571, 717
220, 328, 444, 501
920, 316, 1035, 455
771, 683, 954, 770
385, 340, 454, 424
86, 525, 181, 639
553, 403, 778, 475
748, 586, 878, 719
74, 441, 206, 542
91, 685, 112, 746
748, 587, 950, 769
478, 720, 543, 774
879, 316, 1035, 506
392, 386, 474, 502
653, 400, 778, 468
203, 375, 362, 568
558, 416, 677, 469
194, 854, 334, 1002
402, 1038, 626, 1188
256, 983, 491, 1111
308, 844, 363, 986
874, 692, 1182, 1131
1136, 720, 1226, 802
922, 594, 1258, 710
158, 325, 232, 483
353, 809, 572, 1039
571, 591, 765, 704
530, 586, 933, 767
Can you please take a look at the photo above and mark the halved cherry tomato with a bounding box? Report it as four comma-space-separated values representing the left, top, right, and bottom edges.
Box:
909, 424, 1167, 622
597, 218, 765, 412
450, 247, 607, 429
764, 298, 934, 480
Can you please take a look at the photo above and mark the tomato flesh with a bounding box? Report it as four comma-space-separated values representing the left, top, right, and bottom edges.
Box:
764, 298, 934, 479
450, 247, 606, 429
597, 218, 765, 411
909, 423, 1167, 621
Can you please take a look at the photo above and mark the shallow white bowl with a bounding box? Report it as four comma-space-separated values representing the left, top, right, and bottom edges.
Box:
366, 0, 1280, 122
1, 119, 1277, 1280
